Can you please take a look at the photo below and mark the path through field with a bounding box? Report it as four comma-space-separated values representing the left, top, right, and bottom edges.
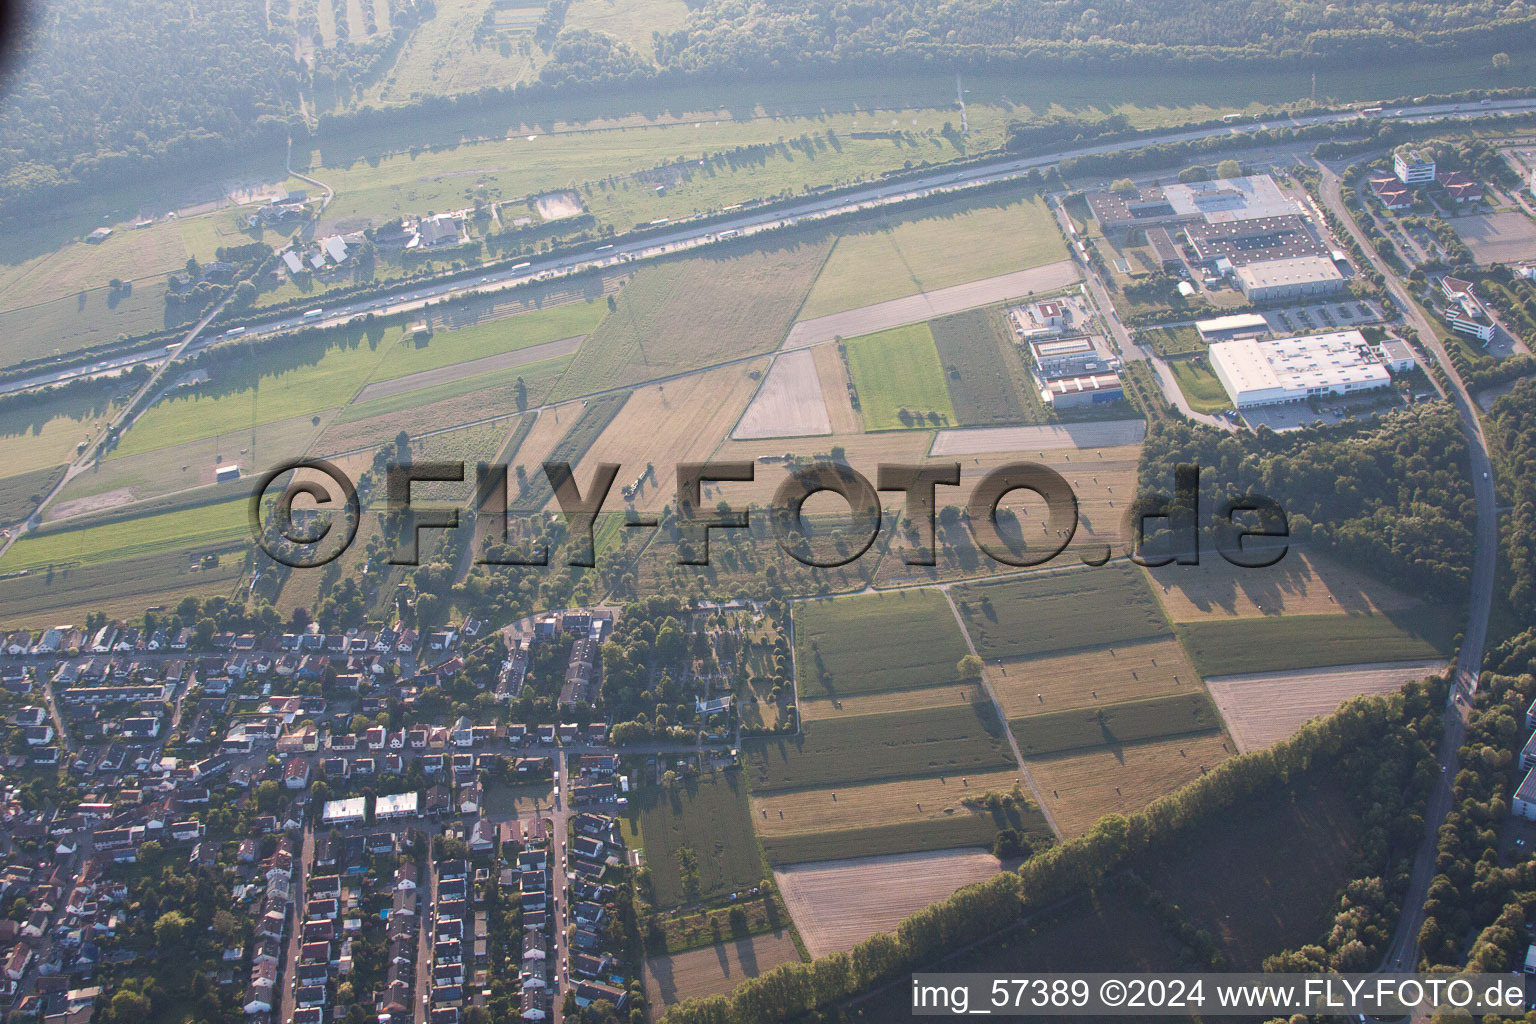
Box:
780, 261, 1081, 351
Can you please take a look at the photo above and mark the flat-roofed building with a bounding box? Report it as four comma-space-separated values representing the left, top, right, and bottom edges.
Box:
1207, 330, 1392, 408
1161, 174, 1303, 223
1394, 146, 1436, 186
1195, 313, 1269, 342
1040, 373, 1124, 408
375, 792, 419, 819
1085, 186, 1181, 236
1184, 214, 1325, 267
1145, 226, 1181, 267
322, 797, 367, 825
1379, 339, 1417, 372
1233, 255, 1345, 302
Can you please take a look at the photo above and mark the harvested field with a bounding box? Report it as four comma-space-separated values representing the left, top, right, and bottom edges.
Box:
1176, 610, 1456, 678
793, 588, 972, 699
1146, 549, 1424, 622
510, 392, 630, 511
951, 562, 1171, 661
351, 334, 584, 403
550, 239, 830, 401
810, 342, 860, 434
797, 682, 986, 721
751, 769, 1022, 837
782, 262, 1081, 351
844, 322, 956, 430
985, 637, 1198, 719
1208, 660, 1446, 752
578, 361, 767, 512
0, 545, 244, 626
1008, 692, 1223, 758
1028, 732, 1234, 836
732, 350, 832, 439
744, 701, 1014, 793
930, 420, 1147, 455
710, 429, 933, 507
774, 849, 1002, 958
642, 929, 801, 1008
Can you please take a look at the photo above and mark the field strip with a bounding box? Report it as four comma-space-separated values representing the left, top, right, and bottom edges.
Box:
642, 929, 802, 1008
732, 349, 832, 439
781, 261, 1081, 351
941, 587, 1061, 839
1207, 660, 1447, 753
774, 849, 1001, 958
931, 420, 1147, 455
352, 335, 585, 404
751, 768, 1023, 836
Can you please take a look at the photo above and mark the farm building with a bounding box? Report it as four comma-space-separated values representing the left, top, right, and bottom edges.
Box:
1232, 255, 1345, 302
1207, 330, 1392, 408
1195, 313, 1268, 341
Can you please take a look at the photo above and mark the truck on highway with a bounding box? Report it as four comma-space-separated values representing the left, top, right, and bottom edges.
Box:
222, 327, 246, 338
512, 261, 531, 271
302, 308, 324, 321
594, 244, 615, 253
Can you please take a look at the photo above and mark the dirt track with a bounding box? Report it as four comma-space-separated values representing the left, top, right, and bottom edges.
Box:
781, 261, 1081, 351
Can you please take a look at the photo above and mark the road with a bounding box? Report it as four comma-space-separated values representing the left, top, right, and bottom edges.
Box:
278, 825, 315, 1024
1313, 159, 1498, 978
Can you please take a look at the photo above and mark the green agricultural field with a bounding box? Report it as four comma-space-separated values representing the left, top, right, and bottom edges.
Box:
930, 307, 1041, 426
621, 770, 764, 910
1168, 358, 1231, 414
794, 588, 972, 699
368, 299, 604, 382
1176, 611, 1457, 677
549, 241, 828, 402
744, 702, 1015, 793
798, 193, 1066, 320
0, 466, 65, 528
1008, 692, 1223, 758
326, 355, 569, 436
843, 323, 956, 431
759, 803, 1050, 866
0, 545, 245, 627
951, 563, 1172, 660
0, 278, 175, 368
0, 388, 121, 477
0, 495, 248, 571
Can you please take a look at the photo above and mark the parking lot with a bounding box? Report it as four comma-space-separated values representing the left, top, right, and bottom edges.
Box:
1262, 299, 1384, 335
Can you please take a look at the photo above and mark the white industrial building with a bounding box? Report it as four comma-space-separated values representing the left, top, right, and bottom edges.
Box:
1233, 255, 1346, 302
1161, 174, 1305, 223
1207, 330, 1393, 408
1196, 313, 1269, 341
322, 796, 367, 825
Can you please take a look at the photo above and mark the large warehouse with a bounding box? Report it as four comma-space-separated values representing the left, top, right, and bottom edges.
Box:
1233, 255, 1345, 302
1207, 330, 1393, 408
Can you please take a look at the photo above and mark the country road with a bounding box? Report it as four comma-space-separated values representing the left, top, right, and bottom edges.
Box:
1313, 159, 1498, 980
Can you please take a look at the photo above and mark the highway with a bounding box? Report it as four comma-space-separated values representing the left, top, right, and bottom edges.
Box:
11, 94, 1536, 406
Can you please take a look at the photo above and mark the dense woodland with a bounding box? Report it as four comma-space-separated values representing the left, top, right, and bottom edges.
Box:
1489, 379, 1536, 626
1135, 405, 1477, 598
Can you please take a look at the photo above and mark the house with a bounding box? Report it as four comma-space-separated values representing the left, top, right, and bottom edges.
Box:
284, 757, 310, 789
1438, 170, 1484, 203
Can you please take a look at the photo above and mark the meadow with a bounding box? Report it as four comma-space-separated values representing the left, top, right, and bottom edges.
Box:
0, 388, 121, 477
951, 562, 1172, 661
1007, 692, 1223, 758
0, 495, 248, 571
759, 804, 1045, 865
0, 545, 246, 626
1176, 611, 1457, 677
1168, 358, 1231, 414
744, 701, 1015, 793
0, 279, 175, 368
549, 241, 829, 402
797, 193, 1066, 320
621, 770, 765, 910
793, 588, 973, 699
929, 307, 1039, 426
842, 323, 955, 431
1139, 325, 1206, 358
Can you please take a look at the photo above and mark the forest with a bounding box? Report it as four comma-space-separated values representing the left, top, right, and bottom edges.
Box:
1489, 379, 1536, 626
1135, 404, 1477, 597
